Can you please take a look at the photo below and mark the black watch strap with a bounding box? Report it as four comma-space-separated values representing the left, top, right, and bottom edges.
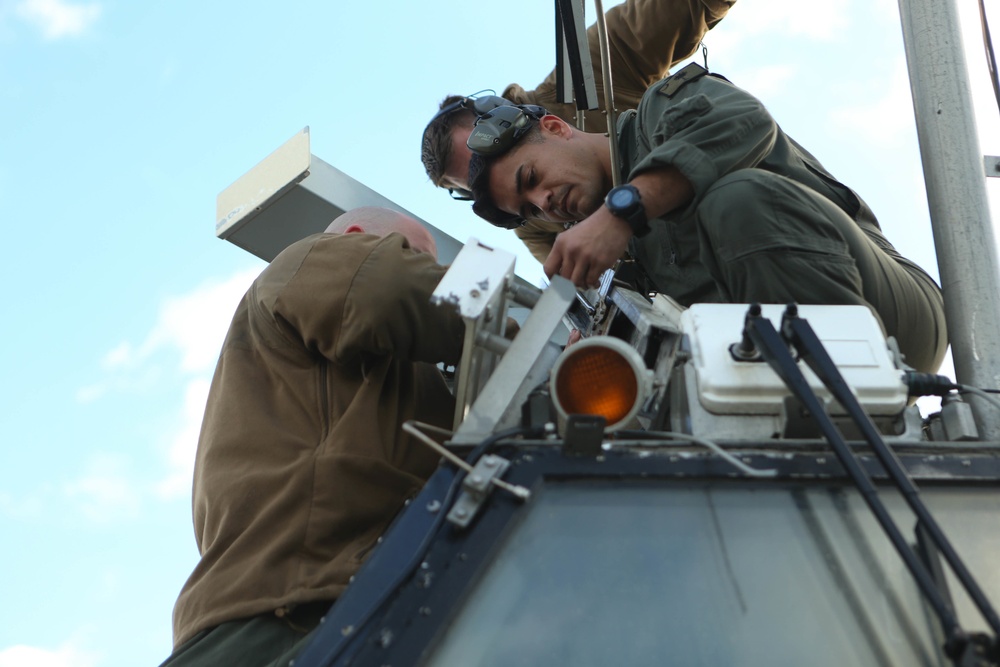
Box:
604, 184, 650, 237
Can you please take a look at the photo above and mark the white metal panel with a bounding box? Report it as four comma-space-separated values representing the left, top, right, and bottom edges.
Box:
215, 127, 463, 264
682, 303, 907, 416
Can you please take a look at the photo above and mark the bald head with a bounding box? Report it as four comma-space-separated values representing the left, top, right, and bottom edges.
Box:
326, 207, 438, 259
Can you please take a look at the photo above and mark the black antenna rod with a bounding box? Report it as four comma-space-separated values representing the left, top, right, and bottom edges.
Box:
779, 304, 1000, 641
742, 307, 970, 660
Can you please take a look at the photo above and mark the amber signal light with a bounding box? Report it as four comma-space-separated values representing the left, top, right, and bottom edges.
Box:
550, 337, 651, 431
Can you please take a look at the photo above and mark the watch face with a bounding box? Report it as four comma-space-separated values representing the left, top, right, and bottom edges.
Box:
609, 187, 635, 208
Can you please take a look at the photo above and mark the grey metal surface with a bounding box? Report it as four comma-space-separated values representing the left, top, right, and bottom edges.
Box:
432, 240, 517, 428
452, 276, 577, 444
897, 0, 1000, 438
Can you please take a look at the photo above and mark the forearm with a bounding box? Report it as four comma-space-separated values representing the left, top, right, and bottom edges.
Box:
630, 76, 777, 209
542, 167, 693, 288
629, 166, 694, 221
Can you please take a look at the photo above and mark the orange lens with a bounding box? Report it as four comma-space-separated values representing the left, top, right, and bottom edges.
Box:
554, 346, 639, 424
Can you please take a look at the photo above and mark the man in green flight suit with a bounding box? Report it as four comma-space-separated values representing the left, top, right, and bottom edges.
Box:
421, 0, 736, 263
466, 64, 948, 374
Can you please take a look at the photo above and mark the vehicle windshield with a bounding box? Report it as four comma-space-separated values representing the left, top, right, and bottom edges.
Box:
425, 481, 1000, 667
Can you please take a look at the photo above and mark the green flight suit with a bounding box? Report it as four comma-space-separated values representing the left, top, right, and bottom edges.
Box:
502, 0, 736, 263
620, 65, 947, 373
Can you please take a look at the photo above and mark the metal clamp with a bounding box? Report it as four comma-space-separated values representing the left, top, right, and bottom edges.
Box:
447, 455, 513, 529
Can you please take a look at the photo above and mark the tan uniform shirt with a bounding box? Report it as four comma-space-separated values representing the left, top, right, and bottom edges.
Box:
172, 232, 464, 647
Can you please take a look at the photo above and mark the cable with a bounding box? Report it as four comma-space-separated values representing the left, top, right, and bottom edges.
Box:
958, 385, 1000, 413
903, 371, 960, 397
980, 0, 1000, 118
462, 424, 542, 467
404, 422, 535, 501
614, 429, 777, 477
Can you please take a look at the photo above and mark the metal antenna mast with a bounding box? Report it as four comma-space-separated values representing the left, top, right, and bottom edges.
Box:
898, 0, 1000, 439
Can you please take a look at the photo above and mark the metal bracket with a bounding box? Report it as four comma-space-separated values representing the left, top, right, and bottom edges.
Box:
985, 155, 1000, 178
431, 238, 517, 429
562, 415, 606, 456
447, 455, 512, 529
452, 276, 576, 444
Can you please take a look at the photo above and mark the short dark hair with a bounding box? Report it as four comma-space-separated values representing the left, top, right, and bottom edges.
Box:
421, 95, 476, 188
468, 123, 544, 229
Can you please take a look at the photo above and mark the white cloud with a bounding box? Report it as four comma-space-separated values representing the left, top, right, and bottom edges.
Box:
73, 342, 137, 403
78, 267, 259, 405
64, 452, 140, 523
708, 0, 850, 47
829, 59, 914, 146
74, 383, 106, 404
122, 268, 257, 376
75, 267, 260, 502
0, 640, 98, 667
0, 488, 46, 520
101, 341, 134, 370
15, 0, 101, 40
728, 64, 797, 101
151, 269, 259, 373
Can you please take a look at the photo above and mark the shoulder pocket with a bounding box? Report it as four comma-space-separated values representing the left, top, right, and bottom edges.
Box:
651, 94, 713, 144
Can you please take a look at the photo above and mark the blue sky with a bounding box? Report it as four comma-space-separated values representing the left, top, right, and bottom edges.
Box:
1, 0, 999, 666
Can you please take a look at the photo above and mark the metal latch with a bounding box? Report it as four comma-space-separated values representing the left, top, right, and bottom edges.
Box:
447, 454, 513, 529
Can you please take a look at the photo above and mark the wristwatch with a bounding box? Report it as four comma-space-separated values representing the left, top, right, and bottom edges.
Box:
604, 184, 650, 237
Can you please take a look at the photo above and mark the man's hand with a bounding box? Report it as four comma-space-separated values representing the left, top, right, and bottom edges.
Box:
542, 208, 632, 289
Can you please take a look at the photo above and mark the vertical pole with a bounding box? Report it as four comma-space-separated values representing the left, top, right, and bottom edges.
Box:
592, 0, 621, 187
897, 0, 1000, 439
